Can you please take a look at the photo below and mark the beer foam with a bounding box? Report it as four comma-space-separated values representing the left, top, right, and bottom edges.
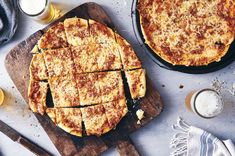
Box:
19, 0, 46, 15
195, 90, 223, 118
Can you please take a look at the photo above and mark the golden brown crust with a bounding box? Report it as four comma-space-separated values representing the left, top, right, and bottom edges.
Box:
103, 99, 128, 129
76, 73, 102, 106
38, 22, 68, 49
81, 104, 111, 136
43, 47, 75, 77
97, 71, 125, 103
28, 79, 48, 115
125, 69, 146, 99
48, 75, 80, 107
29, 53, 48, 80
64, 17, 90, 46
88, 19, 116, 44
71, 44, 122, 73
46, 108, 82, 137
115, 33, 142, 70
138, 0, 235, 66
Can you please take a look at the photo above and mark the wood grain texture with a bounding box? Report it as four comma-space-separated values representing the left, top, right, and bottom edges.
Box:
5, 2, 163, 156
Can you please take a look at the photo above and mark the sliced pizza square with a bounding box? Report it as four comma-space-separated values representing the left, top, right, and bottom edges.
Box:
38, 22, 68, 49
95, 44, 122, 71
88, 19, 116, 44
70, 45, 99, 73
46, 108, 82, 137
125, 69, 146, 99
28, 79, 48, 115
64, 17, 90, 46
103, 98, 128, 129
43, 47, 75, 77
29, 53, 48, 80
76, 73, 102, 106
115, 33, 142, 70
81, 104, 111, 136
48, 75, 80, 107
98, 71, 125, 103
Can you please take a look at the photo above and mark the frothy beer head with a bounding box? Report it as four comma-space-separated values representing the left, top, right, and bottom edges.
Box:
193, 89, 223, 118
19, 0, 47, 15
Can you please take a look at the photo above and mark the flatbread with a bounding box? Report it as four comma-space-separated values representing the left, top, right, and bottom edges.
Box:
138, 0, 235, 66
43, 47, 74, 77
46, 108, 82, 137
125, 69, 146, 99
48, 75, 80, 107
76, 73, 102, 106
97, 71, 125, 103
28, 79, 48, 115
81, 104, 111, 136
29, 53, 48, 80
103, 98, 128, 128
88, 19, 116, 44
71, 44, 122, 73
115, 33, 141, 70
38, 22, 68, 49
64, 17, 90, 46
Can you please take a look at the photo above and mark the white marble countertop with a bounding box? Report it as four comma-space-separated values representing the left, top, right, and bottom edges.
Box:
0, 0, 235, 156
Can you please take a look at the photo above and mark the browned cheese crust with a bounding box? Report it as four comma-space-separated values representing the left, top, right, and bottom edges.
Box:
43, 47, 75, 77
29, 53, 48, 80
138, 0, 235, 66
48, 75, 80, 107
38, 22, 68, 49
46, 108, 82, 137
81, 104, 111, 136
103, 99, 128, 129
125, 69, 146, 99
28, 79, 48, 115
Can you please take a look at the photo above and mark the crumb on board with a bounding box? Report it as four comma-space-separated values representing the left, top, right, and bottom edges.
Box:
136, 109, 144, 124
162, 84, 165, 88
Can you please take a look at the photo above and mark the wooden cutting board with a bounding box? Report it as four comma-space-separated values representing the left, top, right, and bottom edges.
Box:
5, 3, 163, 156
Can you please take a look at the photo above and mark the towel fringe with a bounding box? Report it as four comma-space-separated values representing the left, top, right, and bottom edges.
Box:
170, 117, 191, 156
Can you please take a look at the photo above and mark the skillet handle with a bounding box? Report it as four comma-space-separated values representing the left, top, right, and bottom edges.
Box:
116, 136, 140, 156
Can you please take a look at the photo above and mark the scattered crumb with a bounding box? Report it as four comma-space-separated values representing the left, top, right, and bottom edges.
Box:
12, 86, 14, 89
211, 78, 225, 93
136, 109, 144, 124
179, 85, 184, 89
161, 84, 165, 88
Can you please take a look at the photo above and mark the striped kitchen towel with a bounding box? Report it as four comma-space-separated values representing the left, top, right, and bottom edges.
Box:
170, 117, 235, 156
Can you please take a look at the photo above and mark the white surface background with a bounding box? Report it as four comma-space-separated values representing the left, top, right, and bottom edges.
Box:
0, 0, 235, 156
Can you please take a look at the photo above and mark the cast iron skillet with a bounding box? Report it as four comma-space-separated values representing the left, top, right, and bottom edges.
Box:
131, 0, 235, 74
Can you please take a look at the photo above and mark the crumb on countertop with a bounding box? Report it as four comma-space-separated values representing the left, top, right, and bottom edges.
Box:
179, 84, 184, 89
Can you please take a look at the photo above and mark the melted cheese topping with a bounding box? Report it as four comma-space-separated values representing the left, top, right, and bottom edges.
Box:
138, 0, 235, 66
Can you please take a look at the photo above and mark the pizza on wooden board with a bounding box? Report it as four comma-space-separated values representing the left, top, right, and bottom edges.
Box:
138, 0, 235, 66
28, 17, 146, 136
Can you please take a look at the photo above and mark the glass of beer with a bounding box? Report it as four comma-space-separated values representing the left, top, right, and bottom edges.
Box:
185, 88, 224, 118
18, 0, 55, 24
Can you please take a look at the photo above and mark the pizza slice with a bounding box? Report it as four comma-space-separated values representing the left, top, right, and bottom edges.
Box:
43, 47, 75, 77
96, 44, 122, 71
70, 45, 99, 73
76, 73, 102, 106
28, 79, 48, 115
46, 108, 82, 137
103, 98, 128, 129
48, 75, 80, 107
81, 104, 111, 136
38, 22, 68, 49
29, 53, 48, 80
115, 33, 142, 70
64, 17, 90, 46
98, 71, 125, 103
125, 69, 146, 99
88, 19, 116, 44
